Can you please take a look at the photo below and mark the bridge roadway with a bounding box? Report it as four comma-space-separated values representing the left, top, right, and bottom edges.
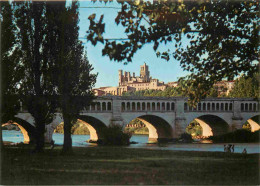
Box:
4, 96, 260, 143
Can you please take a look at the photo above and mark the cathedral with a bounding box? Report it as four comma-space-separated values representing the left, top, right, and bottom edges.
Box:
94, 63, 167, 96
93, 62, 234, 96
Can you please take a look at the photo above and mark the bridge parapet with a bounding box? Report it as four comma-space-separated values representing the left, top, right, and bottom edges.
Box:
9, 96, 260, 143
18, 96, 259, 114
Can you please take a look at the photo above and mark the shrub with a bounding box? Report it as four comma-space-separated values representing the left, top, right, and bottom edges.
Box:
2, 126, 8, 130
179, 132, 193, 142
208, 129, 260, 143
101, 124, 132, 145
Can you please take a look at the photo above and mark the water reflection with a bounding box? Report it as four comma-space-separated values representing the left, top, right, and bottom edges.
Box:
2, 130, 260, 154
197, 139, 213, 144
128, 140, 260, 154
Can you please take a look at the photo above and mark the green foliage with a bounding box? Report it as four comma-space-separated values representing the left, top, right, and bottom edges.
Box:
72, 125, 90, 135
4, 1, 97, 152
1, 124, 20, 131
87, 0, 259, 103
125, 127, 148, 135
0, 2, 22, 123
45, 1, 97, 153
123, 86, 185, 97
11, 1, 61, 151
132, 127, 149, 135
129, 118, 143, 126
179, 133, 193, 142
242, 122, 252, 131
186, 120, 202, 137
209, 129, 259, 143
206, 87, 219, 98
54, 123, 64, 134
54, 121, 90, 135
100, 124, 132, 145
124, 119, 148, 135
228, 73, 260, 98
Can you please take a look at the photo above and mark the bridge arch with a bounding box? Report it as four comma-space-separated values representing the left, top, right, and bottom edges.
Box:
51, 115, 107, 142
2, 117, 36, 144
77, 115, 107, 141
186, 114, 229, 137
242, 115, 260, 132
124, 114, 173, 143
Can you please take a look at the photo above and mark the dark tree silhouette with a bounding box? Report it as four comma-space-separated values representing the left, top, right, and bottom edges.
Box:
0, 1, 22, 147
228, 73, 260, 98
0, 1, 23, 121
13, 1, 57, 152
45, 1, 97, 154
87, 0, 259, 104
4, 0, 96, 153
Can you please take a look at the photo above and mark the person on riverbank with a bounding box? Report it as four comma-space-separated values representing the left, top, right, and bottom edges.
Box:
231, 144, 235, 153
224, 145, 227, 152
227, 144, 232, 153
51, 140, 55, 150
242, 148, 247, 154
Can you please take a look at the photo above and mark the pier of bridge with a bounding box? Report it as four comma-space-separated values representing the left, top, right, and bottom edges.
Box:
2, 97, 260, 143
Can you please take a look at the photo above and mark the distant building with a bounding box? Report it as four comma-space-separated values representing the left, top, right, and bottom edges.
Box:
167, 81, 178, 88
214, 80, 235, 96
94, 63, 167, 96
94, 63, 235, 96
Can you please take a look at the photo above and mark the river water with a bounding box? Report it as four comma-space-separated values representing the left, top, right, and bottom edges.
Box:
2, 130, 260, 154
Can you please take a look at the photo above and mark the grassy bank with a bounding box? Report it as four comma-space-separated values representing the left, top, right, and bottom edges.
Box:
1, 146, 259, 185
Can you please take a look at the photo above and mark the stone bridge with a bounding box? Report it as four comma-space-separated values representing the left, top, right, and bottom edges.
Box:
3, 97, 260, 143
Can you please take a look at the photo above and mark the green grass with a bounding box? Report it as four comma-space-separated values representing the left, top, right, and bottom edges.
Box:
1, 145, 259, 185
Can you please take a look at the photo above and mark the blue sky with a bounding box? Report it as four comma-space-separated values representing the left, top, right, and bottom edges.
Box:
78, 1, 189, 88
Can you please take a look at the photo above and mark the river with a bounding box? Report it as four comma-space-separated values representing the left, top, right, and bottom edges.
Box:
2, 130, 260, 154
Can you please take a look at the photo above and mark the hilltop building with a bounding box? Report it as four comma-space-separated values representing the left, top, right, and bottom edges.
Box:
93, 63, 235, 96
94, 63, 167, 96
214, 80, 235, 96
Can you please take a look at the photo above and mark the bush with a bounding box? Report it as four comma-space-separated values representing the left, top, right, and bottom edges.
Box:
2, 126, 8, 130
208, 129, 260, 143
101, 124, 132, 145
179, 133, 193, 143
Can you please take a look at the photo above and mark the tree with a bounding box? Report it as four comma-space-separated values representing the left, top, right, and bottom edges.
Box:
3, 1, 96, 153
87, 0, 259, 104
13, 1, 59, 152
206, 87, 219, 98
100, 123, 132, 145
228, 73, 260, 98
122, 86, 185, 97
46, 1, 97, 154
186, 120, 202, 138
0, 1, 22, 147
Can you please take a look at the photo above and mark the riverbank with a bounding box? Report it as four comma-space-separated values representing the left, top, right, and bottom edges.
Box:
125, 127, 149, 135
2, 146, 259, 185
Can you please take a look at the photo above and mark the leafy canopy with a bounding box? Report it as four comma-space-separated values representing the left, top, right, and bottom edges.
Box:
87, 0, 259, 104
228, 73, 260, 98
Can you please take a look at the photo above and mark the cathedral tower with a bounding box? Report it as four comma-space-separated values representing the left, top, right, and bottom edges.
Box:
140, 62, 150, 82
118, 70, 123, 86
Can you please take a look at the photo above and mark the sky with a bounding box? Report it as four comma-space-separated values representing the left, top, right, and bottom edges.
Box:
78, 1, 189, 88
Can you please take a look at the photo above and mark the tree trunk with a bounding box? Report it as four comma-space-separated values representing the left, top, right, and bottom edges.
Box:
0, 123, 4, 150
34, 119, 45, 153
61, 113, 73, 155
